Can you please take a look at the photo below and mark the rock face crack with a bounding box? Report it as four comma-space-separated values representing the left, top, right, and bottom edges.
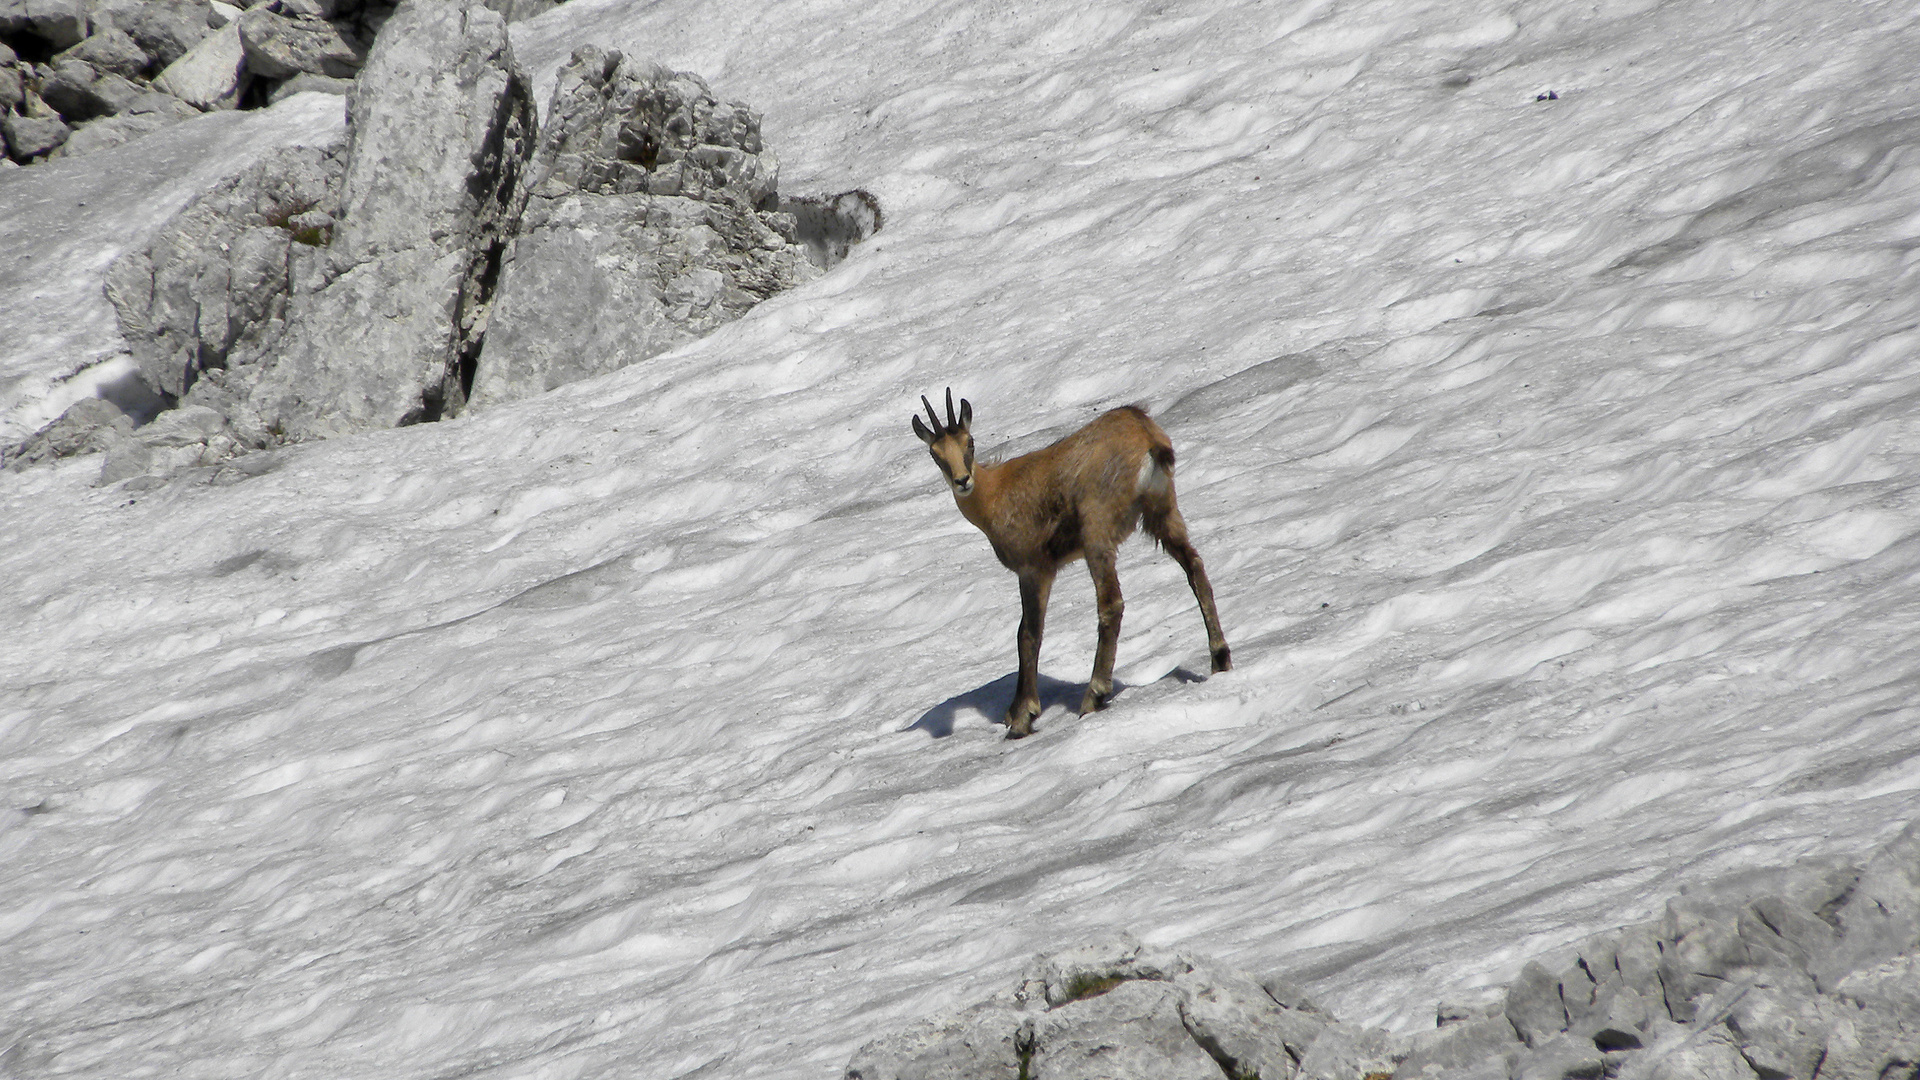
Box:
464, 45, 848, 411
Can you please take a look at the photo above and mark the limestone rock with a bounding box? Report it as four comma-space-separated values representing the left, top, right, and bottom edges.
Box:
466, 45, 817, 410
1723, 986, 1826, 1080
39, 58, 145, 121
52, 110, 183, 158
154, 21, 246, 110
0, 0, 85, 51
844, 1003, 1028, 1080
95, 435, 155, 484
1295, 1020, 1402, 1080
2, 113, 70, 159
1030, 979, 1223, 1080
237, 8, 366, 80
1175, 956, 1328, 1079
1, 61, 22, 112
269, 72, 354, 102
63, 25, 151, 79
96, 0, 214, 69
244, 0, 536, 438
1504, 961, 1568, 1048
1637, 1028, 1760, 1080
1397, 1015, 1521, 1077
104, 140, 346, 424
482, 0, 559, 22
1510, 1031, 1604, 1080
2, 396, 131, 469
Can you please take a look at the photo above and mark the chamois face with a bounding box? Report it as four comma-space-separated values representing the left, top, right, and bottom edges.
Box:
911, 390, 975, 495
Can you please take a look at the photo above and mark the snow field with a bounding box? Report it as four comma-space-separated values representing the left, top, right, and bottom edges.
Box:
4, 0, 1920, 1077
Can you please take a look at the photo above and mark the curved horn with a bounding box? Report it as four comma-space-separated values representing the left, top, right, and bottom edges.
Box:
921, 395, 943, 432
945, 387, 958, 429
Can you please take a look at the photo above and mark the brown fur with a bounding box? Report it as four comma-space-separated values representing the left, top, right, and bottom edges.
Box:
913, 391, 1231, 738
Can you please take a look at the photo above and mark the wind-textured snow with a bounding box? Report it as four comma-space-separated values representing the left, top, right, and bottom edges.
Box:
5, 0, 1920, 1076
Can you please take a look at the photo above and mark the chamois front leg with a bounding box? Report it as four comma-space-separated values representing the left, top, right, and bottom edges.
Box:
1081, 549, 1123, 714
1008, 569, 1053, 738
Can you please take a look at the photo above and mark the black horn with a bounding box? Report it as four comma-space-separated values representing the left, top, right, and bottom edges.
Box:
922, 395, 943, 432
945, 388, 958, 429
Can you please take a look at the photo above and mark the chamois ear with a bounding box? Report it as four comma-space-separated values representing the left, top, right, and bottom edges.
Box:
912, 414, 937, 445
958, 398, 972, 430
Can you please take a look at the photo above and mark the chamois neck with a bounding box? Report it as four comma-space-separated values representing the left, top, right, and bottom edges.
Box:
952, 461, 1005, 531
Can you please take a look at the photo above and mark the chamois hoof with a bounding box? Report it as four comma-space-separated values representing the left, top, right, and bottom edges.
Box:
1212, 645, 1232, 673
1078, 687, 1112, 715
1005, 706, 1038, 739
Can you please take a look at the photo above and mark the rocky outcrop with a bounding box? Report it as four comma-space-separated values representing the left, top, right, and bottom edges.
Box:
240, 0, 535, 438
103, 139, 347, 443
465, 45, 817, 410
851, 822, 1920, 1080
6, 5, 874, 481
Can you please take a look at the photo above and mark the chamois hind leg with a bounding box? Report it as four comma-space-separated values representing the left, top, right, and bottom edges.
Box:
1008, 568, 1054, 738
1081, 548, 1124, 714
1145, 500, 1231, 673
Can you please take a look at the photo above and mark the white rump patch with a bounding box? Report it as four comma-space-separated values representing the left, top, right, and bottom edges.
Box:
1137, 454, 1170, 495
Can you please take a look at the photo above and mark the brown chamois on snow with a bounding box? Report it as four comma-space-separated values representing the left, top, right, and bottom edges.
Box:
911, 389, 1231, 738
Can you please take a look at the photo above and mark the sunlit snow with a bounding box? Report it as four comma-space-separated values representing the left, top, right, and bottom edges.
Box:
5, 0, 1920, 1077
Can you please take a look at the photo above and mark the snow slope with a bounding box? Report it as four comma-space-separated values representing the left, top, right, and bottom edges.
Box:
6, 0, 1920, 1076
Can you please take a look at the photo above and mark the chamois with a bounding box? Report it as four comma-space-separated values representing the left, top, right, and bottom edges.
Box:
912, 389, 1230, 738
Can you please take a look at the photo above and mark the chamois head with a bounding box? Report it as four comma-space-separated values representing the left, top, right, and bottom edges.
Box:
911, 388, 976, 495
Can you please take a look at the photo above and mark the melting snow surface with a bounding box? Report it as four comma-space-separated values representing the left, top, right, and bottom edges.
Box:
5, 0, 1920, 1076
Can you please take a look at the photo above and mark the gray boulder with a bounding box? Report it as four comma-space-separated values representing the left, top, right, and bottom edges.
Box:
1030, 979, 1224, 1080
844, 1003, 1029, 1080
95, 0, 213, 69
153, 21, 246, 110
2, 113, 70, 159
52, 110, 184, 158
63, 25, 151, 78
2, 396, 131, 469
104, 139, 345, 450
236, 8, 367, 80
466, 46, 816, 410
269, 72, 355, 102
0, 0, 85, 51
1, 59, 22, 111
244, 0, 536, 438
38, 58, 145, 121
